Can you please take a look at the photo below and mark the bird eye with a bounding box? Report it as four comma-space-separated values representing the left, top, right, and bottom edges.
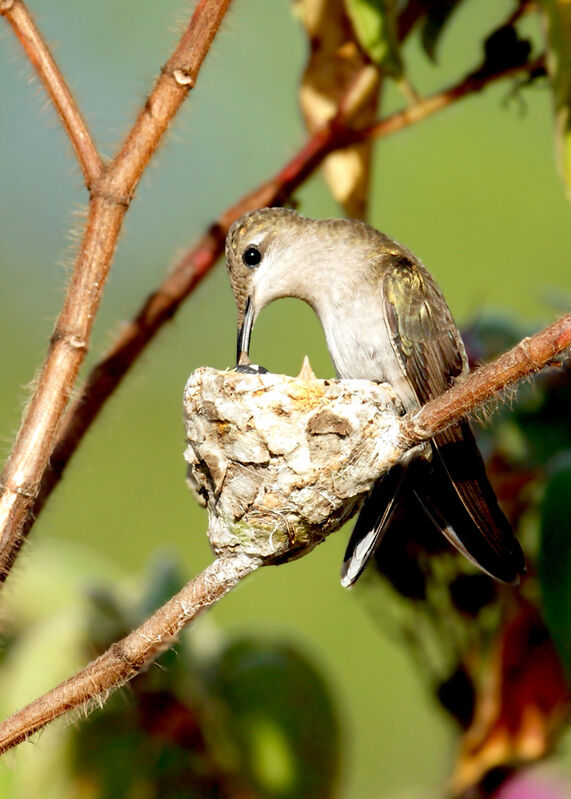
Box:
242, 246, 262, 268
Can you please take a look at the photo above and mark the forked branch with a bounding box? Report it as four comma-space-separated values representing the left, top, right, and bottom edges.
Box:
0, 0, 233, 583
0, 0, 544, 589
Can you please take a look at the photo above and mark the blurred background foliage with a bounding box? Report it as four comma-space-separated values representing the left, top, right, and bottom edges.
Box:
0, 0, 570, 797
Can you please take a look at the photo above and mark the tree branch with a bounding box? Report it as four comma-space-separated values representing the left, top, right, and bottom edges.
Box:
0, 0, 102, 187
400, 312, 571, 447
0, 311, 568, 755
0, 0, 233, 583
0, 553, 259, 755
93, 0, 233, 204
24, 54, 545, 552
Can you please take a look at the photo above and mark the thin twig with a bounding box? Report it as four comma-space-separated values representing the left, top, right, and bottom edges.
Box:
0, 0, 102, 187
0, 553, 260, 755
0, 0, 234, 583
23, 54, 546, 541
400, 313, 571, 447
342, 56, 546, 146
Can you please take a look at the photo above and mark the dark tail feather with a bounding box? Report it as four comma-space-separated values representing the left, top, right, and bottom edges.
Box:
416, 421, 525, 584
341, 422, 525, 588
341, 464, 408, 587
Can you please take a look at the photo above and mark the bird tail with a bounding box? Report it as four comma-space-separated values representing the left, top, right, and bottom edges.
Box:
340, 421, 525, 587
415, 421, 525, 585
341, 463, 408, 588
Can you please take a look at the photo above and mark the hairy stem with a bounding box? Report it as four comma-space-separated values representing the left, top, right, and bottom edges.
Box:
0, 0, 102, 186
0, 312, 568, 755
401, 313, 571, 446
0, 553, 259, 755
359, 56, 546, 144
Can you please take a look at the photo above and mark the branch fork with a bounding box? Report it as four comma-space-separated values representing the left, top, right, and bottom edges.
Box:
0, 0, 233, 581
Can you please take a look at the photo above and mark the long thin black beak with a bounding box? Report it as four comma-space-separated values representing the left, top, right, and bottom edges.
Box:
237, 296, 254, 365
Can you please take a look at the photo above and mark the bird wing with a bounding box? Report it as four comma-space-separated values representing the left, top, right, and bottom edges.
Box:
416, 421, 524, 583
381, 254, 524, 583
380, 254, 466, 403
341, 254, 524, 587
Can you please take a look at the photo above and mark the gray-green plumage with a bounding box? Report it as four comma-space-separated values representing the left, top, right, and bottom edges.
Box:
225, 207, 524, 586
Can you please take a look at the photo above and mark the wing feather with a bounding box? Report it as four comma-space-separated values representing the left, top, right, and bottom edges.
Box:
379, 255, 524, 583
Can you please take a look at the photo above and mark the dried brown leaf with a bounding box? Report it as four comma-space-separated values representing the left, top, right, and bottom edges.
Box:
295, 0, 381, 218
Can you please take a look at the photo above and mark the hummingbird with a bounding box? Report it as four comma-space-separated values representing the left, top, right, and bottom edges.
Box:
225, 207, 525, 587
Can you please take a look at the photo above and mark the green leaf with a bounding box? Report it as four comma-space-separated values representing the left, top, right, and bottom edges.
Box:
208, 638, 342, 799
538, 453, 571, 676
420, 0, 466, 63
538, 0, 571, 198
514, 371, 571, 465
344, 0, 402, 76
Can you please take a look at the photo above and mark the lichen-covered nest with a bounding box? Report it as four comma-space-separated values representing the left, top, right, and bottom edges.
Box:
184, 365, 403, 565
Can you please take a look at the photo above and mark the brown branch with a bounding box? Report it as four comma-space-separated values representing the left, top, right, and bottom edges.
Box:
93, 0, 233, 204
0, 0, 233, 583
400, 312, 571, 447
0, 0, 102, 187
0, 553, 259, 755
345, 55, 546, 146
22, 53, 546, 542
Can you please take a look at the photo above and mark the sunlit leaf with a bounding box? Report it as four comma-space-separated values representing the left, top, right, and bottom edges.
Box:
538, 453, 571, 674
538, 0, 571, 198
344, 0, 402, 76
296, 0, 381, 218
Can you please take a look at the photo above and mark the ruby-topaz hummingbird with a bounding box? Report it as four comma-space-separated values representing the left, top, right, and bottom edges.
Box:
225, 207, 525, 587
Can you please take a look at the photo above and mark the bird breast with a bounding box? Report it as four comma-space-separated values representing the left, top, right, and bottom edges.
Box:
317, 291, 418, 411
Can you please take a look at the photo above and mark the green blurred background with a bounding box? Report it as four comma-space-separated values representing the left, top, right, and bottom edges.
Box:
0, 0, 569, 796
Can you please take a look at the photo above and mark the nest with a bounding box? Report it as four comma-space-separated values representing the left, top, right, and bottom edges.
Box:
183, 362, 404, 565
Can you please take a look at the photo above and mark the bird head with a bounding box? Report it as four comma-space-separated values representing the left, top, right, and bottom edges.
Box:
225, 207, 312, 363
